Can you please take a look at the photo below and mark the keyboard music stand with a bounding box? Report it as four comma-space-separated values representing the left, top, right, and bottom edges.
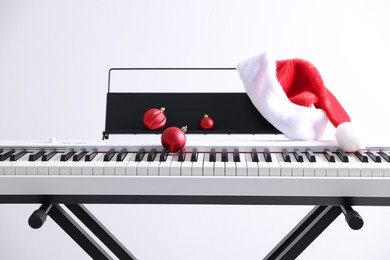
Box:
24, 68, 365, 260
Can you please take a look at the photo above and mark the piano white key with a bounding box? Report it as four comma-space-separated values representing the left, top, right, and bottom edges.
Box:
170, 154, 182, 176
257, 153, 270, 176
59, 157, 74, 175
245, 153, 258, 176
81, 153, 103, 175
70, 160, 83, 175
70, 151, 88, 175
301, 155, 315, 177
290, 155, 304, 176
48, 154, 63, 175
236, 153, 247, 176
14, 154, 31, 175
26, 154, 42, 175
2, 152, 22, 175
336, 154, 360, 177
358, 154, 374, 177
0, 158, 10, 175
225, 153, 236, 176
276, 153, 292, 176
0, 149, 15, 174
368, 156, 384, 177
147, 153, 160, 176
313, 154, 326, 177
347, 155, 361, 177
317, 154, 337, 177
115, 153, 133, 176
192, 153, 204, 176
102, 154, 116, 176
203, 153, 214, 176
125, 154, 139, 176
2, 160, 15, 175
385, 164, 390, 177
159, 154, 173, 176
93, 153, 108, 175
26, 157, 44, 175
268, 153, 280, 176
34, 159, 46, 175
334, 156, 348, 177
180, 153, 192, 176
136, 155, 149, 176
214, 153, 225, 176
383, 151, 390, 176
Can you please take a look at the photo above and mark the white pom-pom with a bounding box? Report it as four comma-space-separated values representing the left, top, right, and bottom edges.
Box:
335, 122, 363, 152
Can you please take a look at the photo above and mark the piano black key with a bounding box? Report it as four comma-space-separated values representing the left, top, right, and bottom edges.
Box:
85, 149, 97, 162
0, 149, 15, 161
209, 149, 216, 162
178, 150, 186, 162
379, 149, 390, 162
190, 148, 198, 162
251, 149, 259, 162
324, 149, 335, 163
282, 149, 291, 162
367, 150, 381, 163
42, 149, 56, 161
293, 149, 303, 162
10, 149, 27, 161
73, 149, 87, 161
305, 149, 316, 162
336, 149, 349, 163
135, 148, 145, 162
104, 148, 115, 162
29, 149, 45, 161
116, 148, 128, 162
233, 149, 240, 162
264, 149, 272, 162
147, 148, 157, 162
61, 148, 75, 162
221, 149, 228, 162
354, 151, 368, 163
159, 149, 168, 162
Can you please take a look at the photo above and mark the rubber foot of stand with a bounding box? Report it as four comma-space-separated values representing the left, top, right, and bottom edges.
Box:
29, 209, 48, 229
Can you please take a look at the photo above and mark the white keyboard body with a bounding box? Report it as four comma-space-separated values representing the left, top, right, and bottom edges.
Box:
1, 135, 390, 200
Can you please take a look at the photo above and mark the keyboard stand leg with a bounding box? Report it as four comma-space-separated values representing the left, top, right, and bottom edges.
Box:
263, 205, 342, 260
65, 204, 137, 260
29, 203, 137, 260
48, 203, 114, 260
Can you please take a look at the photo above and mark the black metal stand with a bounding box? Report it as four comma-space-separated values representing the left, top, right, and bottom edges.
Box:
264, 205, 363, 260
29, 204, 137, 260
28, 202, 364, 260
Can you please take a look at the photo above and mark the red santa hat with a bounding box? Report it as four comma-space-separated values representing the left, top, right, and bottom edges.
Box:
237, 52, 362, 152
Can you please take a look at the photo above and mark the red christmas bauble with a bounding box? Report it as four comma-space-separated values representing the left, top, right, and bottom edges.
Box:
143, 107, 166, 130
161, 126, 187, 152
199, 114, 214, 130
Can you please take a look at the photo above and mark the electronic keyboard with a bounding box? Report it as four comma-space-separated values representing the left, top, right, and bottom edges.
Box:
1, 135, 390, 202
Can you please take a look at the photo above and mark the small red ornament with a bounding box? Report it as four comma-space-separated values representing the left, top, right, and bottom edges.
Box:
199, 114, 214, 130
143, 107, 167, 130
161, 126, 187, 152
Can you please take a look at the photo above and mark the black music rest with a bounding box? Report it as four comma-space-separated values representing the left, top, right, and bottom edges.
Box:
103, 92, 281, 139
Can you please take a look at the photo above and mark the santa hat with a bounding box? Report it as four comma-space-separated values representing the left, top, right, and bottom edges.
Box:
237, 52, 362, 152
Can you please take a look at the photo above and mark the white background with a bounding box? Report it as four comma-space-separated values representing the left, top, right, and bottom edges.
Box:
1, 0, 390, 259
